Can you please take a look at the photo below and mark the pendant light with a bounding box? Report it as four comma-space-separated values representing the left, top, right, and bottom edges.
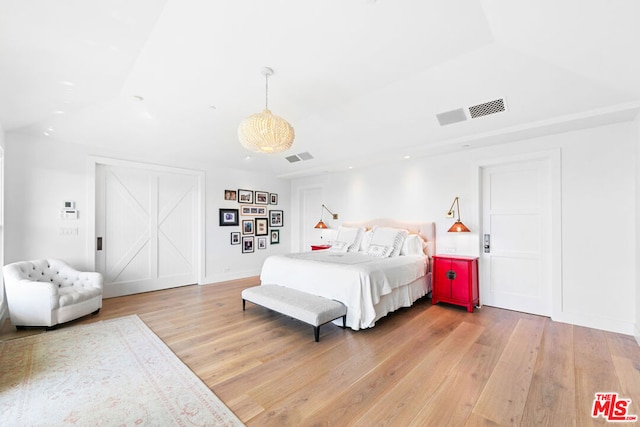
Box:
238, 67, 295, 153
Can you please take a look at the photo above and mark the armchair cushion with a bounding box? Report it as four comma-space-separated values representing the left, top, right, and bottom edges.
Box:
3, 259, 103, 327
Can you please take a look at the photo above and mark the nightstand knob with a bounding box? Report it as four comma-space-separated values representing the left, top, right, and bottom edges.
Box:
446, 270, 456, 280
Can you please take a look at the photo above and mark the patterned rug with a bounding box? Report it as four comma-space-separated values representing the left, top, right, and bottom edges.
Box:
0, 315, 244, 426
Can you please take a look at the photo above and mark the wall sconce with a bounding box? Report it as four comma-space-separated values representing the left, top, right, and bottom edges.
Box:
446, 197, 470, 232
314, 204, 338, 229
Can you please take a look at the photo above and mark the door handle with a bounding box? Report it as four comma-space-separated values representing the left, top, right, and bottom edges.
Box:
97, 237, 103, 251
484, 234, 490, 253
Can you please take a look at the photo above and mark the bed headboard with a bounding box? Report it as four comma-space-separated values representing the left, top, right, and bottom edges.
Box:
341, 219, 436, 258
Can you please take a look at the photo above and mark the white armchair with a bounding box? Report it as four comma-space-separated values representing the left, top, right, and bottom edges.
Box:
3, 259, 103, 329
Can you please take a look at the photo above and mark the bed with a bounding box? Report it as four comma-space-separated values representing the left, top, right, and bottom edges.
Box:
259, 219, 435, 330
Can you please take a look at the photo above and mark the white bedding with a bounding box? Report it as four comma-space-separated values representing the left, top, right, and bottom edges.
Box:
259, 251, 429, 330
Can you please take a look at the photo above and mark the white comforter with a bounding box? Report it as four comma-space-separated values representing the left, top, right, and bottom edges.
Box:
259, 251, 428, 330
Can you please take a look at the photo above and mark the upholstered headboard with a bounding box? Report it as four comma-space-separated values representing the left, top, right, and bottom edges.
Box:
341, 219, 436, 259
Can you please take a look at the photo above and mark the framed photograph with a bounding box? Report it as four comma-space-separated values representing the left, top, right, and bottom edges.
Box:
224, 189, 237, 201
230, 232, 240, 245
238, 189, 253, 204
269, 210, 283, 227
242, 219, 254, 235
219, 208, 239, 226
257, 237, 267, 250
255, 217, 268, 236
269, 193, 278, 205
270, 229, 280, 244
240, 205, 267, 216
255, 191, 269, 205
242, 236, 254, 253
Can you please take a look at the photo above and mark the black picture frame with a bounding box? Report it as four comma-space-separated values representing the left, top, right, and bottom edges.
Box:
242, 236, 254, 253
269, 210, 283, 227
238, 189, 253, 204
230, 232, 240, 245
242, 219, 254, 235
270, 229, 280, 244
219, 209, 239, 226
255, 191, 269, 205
269, 193, 278, 205
255, 217, 268, 236
257, 237, 267, 250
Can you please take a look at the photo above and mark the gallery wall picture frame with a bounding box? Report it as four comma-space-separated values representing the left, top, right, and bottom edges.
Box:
270, 229, 280, 244
219, 209, 239, 226
257, 237, 267, 250
269, 193, 278, 205
238, 189, 253, 204
230, 232, 240, 245
255, 191, 269, 205
241, 206, 267, 216
242, 236, 254, 253
224, 189, 237, 201
255, 217, 268, 236
242, 219, 254, 235
269, 210, 283, 227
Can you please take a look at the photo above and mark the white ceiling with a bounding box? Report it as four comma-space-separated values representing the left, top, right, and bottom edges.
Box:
1, 0, 639, 177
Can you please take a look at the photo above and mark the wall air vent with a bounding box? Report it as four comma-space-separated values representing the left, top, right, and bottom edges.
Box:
468, 98, 506, 119
286, 152, 314, 163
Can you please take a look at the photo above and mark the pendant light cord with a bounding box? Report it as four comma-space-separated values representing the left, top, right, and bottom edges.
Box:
265, 73, 269, 110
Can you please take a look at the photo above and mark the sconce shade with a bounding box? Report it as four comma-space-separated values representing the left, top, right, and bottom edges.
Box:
314, 220, 328, 229
447, 221, 471, 233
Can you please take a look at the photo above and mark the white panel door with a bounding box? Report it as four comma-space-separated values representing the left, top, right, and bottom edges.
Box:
481, 159, 552, 316
96, 164, 198, 297
300, 187, 323, 252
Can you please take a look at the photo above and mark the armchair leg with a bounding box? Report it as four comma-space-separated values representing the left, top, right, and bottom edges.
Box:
15, 325, 26, 331
92, 308, 101, 315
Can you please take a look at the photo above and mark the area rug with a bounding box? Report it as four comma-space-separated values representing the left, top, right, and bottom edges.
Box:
0, 315, 244, 426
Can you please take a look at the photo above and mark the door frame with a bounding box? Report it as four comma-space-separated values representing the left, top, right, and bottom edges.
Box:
86, 156, 206, 285
474, 149, 562, 320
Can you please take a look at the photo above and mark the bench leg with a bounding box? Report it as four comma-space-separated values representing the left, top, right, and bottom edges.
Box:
342, 315, 346, 328
314, 326, 320, 342
242, 299, 246, 311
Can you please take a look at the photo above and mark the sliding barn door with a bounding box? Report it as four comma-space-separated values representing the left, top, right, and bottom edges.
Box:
96, 164, 198, 297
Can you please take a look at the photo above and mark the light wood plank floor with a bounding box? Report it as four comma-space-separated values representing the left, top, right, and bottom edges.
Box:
2, 277, 639, 426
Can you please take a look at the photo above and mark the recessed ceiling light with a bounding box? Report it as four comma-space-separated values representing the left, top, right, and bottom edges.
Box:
403, 155, 411, 159
58, 80, 75, 87
209, 105, 217, 110
133, 95, 144, 101
348, 166, 354, 169
244, 156, 252, 161
53, 110, 65, 114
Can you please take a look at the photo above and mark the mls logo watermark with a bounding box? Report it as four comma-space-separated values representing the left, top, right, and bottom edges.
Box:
592, 393, 638, 422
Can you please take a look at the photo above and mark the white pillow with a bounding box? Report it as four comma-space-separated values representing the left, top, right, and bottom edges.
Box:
329, 241, 349, 252
400, 234, 426, 256
359, 230, 373, 252
369, 226, 408, 257
335, 226, 365, 252
366, 244, 393, 258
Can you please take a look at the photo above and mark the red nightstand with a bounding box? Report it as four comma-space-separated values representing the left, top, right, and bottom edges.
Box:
311, 244, 332, 251
431, 255, 479, 312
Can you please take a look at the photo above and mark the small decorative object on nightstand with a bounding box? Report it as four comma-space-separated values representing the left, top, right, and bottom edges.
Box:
431, 255, 479, 312
311, 244, 332, 251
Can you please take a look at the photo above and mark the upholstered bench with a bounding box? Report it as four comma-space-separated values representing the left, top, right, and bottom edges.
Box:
242, 285, 347, 342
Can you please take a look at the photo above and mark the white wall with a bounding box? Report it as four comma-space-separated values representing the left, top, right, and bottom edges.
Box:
4, 133, 291, 286
292, 121, 638, 336
636, 115, 640, 345
0, 123, 6, 325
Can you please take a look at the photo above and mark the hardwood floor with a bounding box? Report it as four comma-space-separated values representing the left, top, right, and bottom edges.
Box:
2, 277, 639, 426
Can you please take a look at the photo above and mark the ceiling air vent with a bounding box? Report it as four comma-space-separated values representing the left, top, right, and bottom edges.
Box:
468, 98, 506, 119
286, 152, 314, 163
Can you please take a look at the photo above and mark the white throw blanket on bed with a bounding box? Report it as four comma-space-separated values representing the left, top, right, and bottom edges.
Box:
259, 251, 427, 330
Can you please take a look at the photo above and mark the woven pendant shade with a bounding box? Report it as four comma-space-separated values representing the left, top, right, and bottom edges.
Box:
238, 109, 295, 153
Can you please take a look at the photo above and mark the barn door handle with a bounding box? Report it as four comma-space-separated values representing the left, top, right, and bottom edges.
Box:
97, 237, 103, 251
